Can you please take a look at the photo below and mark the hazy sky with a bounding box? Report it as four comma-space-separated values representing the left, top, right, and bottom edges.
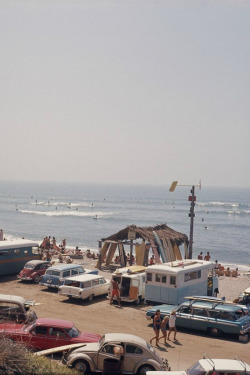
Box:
1, 0, 249, 187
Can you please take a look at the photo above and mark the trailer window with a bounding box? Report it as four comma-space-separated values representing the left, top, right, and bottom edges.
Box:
146, 273, 152, 282
170, 276, 176, 285
155, 274, 161, 282
32, 246, 39, 254
184, 271, 201, 282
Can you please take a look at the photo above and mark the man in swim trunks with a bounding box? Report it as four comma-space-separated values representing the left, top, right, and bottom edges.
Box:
110, 277, 121, 307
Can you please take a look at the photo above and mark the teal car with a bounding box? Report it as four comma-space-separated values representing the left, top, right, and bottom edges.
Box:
146, 299, 250, 340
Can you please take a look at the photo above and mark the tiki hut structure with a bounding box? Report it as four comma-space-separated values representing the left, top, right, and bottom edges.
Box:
97, 224, 188, 269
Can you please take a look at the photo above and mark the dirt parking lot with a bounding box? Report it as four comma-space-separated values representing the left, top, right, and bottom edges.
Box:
0, 272, 249, 371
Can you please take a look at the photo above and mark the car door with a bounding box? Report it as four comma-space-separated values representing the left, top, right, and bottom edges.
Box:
175, 305, 192, 329
97, 343, 122, 371
29, 325, 49, 350
46, 327, 71, 349
123, 343, 144, 373
191, 307, 210, 331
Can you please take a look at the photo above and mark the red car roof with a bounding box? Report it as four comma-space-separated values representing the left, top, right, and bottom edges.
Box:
35, 318, 74, 329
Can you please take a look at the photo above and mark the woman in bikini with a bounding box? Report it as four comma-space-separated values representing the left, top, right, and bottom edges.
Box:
159, 315, 169, 344
150, 309, 162, 346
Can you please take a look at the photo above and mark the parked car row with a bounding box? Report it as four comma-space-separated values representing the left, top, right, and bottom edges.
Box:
18, 261, 110, 302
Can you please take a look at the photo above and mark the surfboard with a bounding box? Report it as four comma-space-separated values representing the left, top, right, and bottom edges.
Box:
173, 242, 182, 260
106, 242, 117, 265
135, 242, 145, 266
153, 231, 167, 263
161, 238, 171, 263
167, 238, 176, 261
101, 241, 110, 262
35, 343, 87, 356
126, 265, 146, 273
149, 239, 161, 263
118, 242, 126, 267
143, 245, 149, 266
185, 296, 233, 304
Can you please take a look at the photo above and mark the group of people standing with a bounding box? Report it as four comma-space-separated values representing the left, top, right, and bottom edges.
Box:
197, 251, 211, 261
150, 309, 177, 346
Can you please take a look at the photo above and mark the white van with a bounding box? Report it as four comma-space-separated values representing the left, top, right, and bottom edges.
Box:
58, 274, 110, 302
108, 265, 146, 305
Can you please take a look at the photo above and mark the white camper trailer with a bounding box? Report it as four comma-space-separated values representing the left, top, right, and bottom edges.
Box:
145, 260, 218, 305
108, 265, 146, 305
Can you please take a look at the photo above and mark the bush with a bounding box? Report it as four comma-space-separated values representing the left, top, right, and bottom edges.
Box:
0, 338, 78, 375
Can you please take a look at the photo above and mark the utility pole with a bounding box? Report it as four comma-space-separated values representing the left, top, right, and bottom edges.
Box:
188, 185, 196, 259
169, 181, 199, 260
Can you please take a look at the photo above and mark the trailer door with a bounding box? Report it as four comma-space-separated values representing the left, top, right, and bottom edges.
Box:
129, 279, 139, 300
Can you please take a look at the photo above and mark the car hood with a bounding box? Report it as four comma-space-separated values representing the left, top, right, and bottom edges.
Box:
0, 323, 27, 333
19, 269, 33, 276
69, 342, 100, 354
76, 332, 101, 343
146, 304, 179, 316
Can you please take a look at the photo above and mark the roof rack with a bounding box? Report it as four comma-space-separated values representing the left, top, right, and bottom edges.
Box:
203, 354, 215, 370
234, 355, 247, 373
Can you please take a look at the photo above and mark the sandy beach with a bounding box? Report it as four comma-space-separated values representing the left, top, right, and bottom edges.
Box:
0, 254, 249, 371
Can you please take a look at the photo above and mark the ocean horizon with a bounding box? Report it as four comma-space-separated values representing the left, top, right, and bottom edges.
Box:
0, 181, 249, 269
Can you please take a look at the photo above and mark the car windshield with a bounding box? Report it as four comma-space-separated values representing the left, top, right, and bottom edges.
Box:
235, 308, 246, 319
25, 263, 35, 269
99, 335, 106, 347
65, 326, 80, 338
187, 362, 206, 375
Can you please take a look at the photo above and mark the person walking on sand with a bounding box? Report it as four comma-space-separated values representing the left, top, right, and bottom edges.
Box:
159, 315, 169, 344
167, 310, 177, 341
150, 310, 162, 346
110, 277, 121, 307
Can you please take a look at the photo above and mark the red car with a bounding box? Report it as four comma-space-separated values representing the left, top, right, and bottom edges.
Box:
18, 260, 51, 283
0, 318, 101, 350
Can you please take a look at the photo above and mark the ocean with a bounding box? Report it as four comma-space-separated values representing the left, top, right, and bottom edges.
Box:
0, 181, 249, 269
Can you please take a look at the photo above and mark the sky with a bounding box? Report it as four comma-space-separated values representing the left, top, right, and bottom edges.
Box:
0, 0, 250, 188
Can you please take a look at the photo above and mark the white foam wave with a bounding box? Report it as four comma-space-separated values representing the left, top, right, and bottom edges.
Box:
31, 201, 91, 208
18, 209, 111, 218
199, 201, 239, 208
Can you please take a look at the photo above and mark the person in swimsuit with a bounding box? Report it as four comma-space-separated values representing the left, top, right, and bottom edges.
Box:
159, 315, 169, 344
167, 310, 177, 340
110, 277, 121, 307
150, 309, 162, 346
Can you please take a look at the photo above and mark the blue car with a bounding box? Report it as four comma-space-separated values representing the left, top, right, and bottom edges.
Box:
40, 264, 98, 289
146, 297, 250, 340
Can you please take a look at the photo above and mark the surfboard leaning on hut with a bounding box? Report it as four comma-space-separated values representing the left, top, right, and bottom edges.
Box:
97, 224, 189, 269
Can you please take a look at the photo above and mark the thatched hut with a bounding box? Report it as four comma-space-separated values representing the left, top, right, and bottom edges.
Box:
97, 224, 188, 269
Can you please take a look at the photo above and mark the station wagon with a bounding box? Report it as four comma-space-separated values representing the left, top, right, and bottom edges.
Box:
58, 274, 110, 301
146, 298, 250, 340
40, 264, 98, 289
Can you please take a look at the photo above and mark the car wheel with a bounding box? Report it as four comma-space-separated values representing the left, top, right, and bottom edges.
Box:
137, 364, 154, 375
88, 294, 94, 302
73, 360, 91, 374
208, 327, 222, 337
34, 275, 41, 283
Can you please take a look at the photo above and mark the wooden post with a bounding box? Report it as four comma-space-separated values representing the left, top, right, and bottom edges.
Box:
130, 240, 133, 266
97, 240, 102, 270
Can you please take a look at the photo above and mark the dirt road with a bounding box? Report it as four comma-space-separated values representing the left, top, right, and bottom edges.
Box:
0, 273, 249, 371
